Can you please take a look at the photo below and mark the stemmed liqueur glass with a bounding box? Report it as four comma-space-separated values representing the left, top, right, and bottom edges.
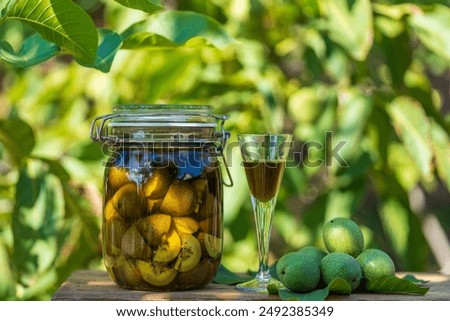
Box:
236, 133, 293, 293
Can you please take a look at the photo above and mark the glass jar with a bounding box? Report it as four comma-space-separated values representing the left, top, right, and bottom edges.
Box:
90, 105, 231, 291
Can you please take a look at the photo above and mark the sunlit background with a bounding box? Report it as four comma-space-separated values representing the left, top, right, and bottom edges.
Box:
0, 0, 449, 299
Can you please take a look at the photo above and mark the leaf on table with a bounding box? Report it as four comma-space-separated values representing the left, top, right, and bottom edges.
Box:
365, 275, 429, 295
0, 33, 59, 68
267, 283, 279, 295
278, 287, 330, 301
213, 265, 253, 285
328, 277, 352, 294
276, 278, 352, 301
121, 10, 234, 50
212, 253, 278, 286
114, 0, 164, 14
1, 0, 98, 64
402, 274, 429, 284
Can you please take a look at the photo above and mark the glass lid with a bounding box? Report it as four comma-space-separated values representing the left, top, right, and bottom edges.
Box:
90, 104, 229, 146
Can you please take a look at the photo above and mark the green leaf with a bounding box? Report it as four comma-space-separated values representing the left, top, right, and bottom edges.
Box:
0, 118, 35, 167
325, 0, 374, 61
65, 141, 105, 162
224, 139, 250, 225
32, 156, 70, 182
12, 160, 65, 286
55, 218, 100, 285
328, 277, 352, 295
373, 3, 413, 20
366, 275, 429, 295
336, 151, 375, 186
377, 24, 412, 88
0, 240, 15, 299
2, 0, 98, 64
366, 105, 395, 163
213, 265, 253, 285
77, 29, 122, 73
387, 96, 433, 177
120, 49, 200, 101
114, 0, 164, 14
288, 86, 326, 123
121, 30, 177, 49
409, 5, 450, 61
267, 283, 279, 295
333, 88, 373, 164
387, 144, 421, 190
21, 268, 58, 300
325, 188, 365, 220
276, 278, 352, 301
431, 121, 450, 190
379, 197, 428, 270
53, 167, 101, 280
121, 10, 234, 49
278, 287, 330, 301
0, 33, 59, 68
402, 274, 429, 284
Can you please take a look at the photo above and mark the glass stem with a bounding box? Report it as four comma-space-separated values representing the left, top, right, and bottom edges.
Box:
250, 195, 277, 284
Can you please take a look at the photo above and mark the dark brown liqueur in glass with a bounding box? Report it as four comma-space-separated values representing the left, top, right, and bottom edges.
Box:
243, 161, 286, 202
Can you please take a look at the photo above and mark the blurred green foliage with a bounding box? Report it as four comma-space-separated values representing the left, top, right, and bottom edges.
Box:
0, 0, 449, 300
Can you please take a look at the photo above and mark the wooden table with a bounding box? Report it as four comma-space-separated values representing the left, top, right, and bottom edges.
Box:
51, 270, 450, 301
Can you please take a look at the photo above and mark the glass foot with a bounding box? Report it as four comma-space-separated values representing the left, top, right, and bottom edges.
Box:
236, 277, 285, 294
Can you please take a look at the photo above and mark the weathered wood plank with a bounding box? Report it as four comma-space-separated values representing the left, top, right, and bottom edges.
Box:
51, 270, 450, 301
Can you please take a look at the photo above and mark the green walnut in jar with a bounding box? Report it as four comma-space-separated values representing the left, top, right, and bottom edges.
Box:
91, 105, 230, 291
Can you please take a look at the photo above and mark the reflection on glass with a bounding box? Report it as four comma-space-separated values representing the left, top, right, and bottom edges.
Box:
236, 133, 292, 293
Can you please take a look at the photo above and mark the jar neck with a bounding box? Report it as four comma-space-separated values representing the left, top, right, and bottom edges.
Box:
90, 104, 229, 147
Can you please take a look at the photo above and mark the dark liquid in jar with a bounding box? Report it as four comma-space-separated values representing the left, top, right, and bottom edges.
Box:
243, 161, 286, 202
102, 148, 223, 291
